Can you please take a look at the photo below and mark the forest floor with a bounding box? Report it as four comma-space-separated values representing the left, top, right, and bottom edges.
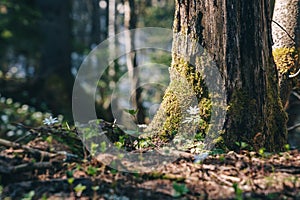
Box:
1, 125, 300, 200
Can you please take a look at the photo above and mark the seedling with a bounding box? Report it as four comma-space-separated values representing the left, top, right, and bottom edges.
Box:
22, 190, 35, 200
86, 166, 98, 176
74, 183, 86, 197
233, 183, 243, 200
172, 182, 189, 197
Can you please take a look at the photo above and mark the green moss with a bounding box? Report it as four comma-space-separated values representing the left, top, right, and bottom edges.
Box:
226, 89, 262, 149
146, 55, 212, 143
264, 76, 288, 151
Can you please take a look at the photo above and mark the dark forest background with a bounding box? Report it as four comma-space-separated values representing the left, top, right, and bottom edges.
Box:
0, 0, 174, 138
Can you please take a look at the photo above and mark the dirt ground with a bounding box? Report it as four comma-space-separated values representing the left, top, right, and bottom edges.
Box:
1, 126, 300, 200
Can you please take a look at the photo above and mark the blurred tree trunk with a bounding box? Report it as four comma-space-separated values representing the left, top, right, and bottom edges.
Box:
34, 0, 73, 119
150, 0, 287, 151
272, 0, 300, 108
90, 0, 101, 45
124, 0, 145, 124
108, 0, 116, 95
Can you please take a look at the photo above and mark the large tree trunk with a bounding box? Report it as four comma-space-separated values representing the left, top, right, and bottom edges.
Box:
149, 0, 287, 151
272, 0, 300, 107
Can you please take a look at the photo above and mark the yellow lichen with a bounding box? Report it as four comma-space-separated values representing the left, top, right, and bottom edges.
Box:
273, 47, 299, 74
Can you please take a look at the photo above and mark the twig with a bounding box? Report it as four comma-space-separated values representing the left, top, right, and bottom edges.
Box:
272, 20, 296, 45
291, 91, 300, 101
0, 162, 54, 174
0, 138, 78, 162
0, 138, 55, 159
289, 68, 300, 78
287, 123, 300, 131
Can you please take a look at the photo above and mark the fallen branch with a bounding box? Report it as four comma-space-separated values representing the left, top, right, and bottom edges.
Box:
0, 161, 54, 174
0, 138, 78, 162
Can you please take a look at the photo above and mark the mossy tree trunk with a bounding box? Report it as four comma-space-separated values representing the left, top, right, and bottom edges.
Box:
272, 0, 300, 107
149, 0, 287, 151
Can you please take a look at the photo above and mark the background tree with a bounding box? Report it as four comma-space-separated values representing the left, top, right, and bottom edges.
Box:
272, 0, 300, 149
149, 0, 287, 151
272, 0, 300, 107
124, 0, 145, 124
34, 0, 73, 119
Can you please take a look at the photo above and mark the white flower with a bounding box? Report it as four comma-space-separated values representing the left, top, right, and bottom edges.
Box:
182, 115, 201, 124
186, 106, 199, 115
182, 117, 194, 124
194, 152, 209, 163
43, 116, 59, 125
137, 124, 148, 128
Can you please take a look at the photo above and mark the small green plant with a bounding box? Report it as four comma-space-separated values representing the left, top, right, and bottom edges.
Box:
86, 166, 98, 176
233, 183, 243, 200
22, 190, 35, 200
172, 182, 189, 197
90, 142, 99, 156
67, 177, 75, 185
41, 193, 47, 200
100, 141, 107, 153
210, 148, 225, 155
92, 186, 99, 191
124, 108, 139, 116
284, 144, 290, 151
258, 147, 265, 157
74, 183, 87, 197
92, 186, 100, 200
134, 138, 151, 149
235, 141, 249, 150
124, 108, 139, 123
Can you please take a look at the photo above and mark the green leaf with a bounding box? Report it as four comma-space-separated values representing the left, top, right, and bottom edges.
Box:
233, 183, 243, 200
124, 109, 138, 116
74, 183, 86, 193
172, 182, 189, 197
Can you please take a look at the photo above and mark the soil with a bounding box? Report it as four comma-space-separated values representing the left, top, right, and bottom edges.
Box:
1, 126, 300, 200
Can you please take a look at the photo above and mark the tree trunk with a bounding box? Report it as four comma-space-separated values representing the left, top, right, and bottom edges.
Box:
272, 0, 300, 107
34, 0, 73, 120
124, 0, 145, 124
149, 0, 287, 151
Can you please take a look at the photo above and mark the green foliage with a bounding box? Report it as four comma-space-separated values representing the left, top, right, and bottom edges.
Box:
67, 177, 75, 185
86, 166, 98, 176
210, 148, 225, 156
232, 183, 243, 200
22, 190, 35, 200
172, 182, 189, 197
0, 0, 41, 56
284, 144, 290, 151
74, 183, 86, 196
124, 108, 139, 116
142, 3, 174, 28
235, 141, 250, 150
0, 95, 56, 139
90, 142, 99, 156
92, 186, 99, 191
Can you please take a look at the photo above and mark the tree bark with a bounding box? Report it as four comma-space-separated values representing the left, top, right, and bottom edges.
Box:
272, 0, 300, 107
149, 0, 287, 151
